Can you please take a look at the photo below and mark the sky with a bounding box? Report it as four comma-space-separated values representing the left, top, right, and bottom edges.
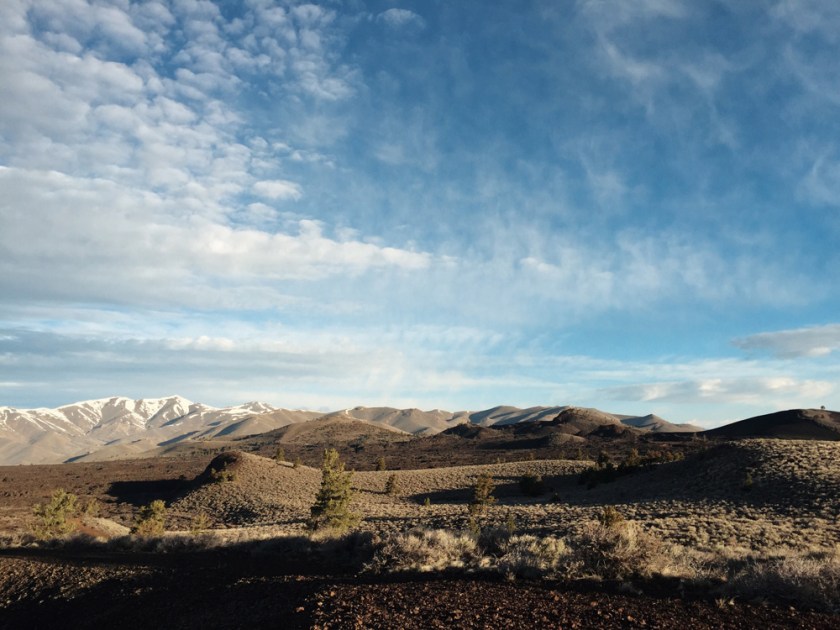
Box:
1, 0, 839, 427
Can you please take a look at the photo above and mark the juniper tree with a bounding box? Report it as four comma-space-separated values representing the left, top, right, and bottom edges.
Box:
32, 489, 79, 539
384, 473, 399, 496
132, 499, 166, 537
468, 472, 496, 516
308, 448, 360, 531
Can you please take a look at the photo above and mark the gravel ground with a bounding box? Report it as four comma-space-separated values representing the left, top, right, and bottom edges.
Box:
1, 550, 838, 630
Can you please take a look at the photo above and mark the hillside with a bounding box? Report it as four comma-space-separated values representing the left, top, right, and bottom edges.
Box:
0, 397, 694, 465
704, 408, 840, 441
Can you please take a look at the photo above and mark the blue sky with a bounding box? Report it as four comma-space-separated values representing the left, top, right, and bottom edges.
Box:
1, 0, 839, 426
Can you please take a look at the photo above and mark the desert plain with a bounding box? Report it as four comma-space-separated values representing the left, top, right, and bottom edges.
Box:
1, 405, 839, 629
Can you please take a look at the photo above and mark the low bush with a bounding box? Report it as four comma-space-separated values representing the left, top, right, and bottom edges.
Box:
728, 550, 840, 613
573, 517, 667, 580
209, 467, 237, 483
368, 528, 481, 573
132, 500, 167, 537
498, 535, 570, 579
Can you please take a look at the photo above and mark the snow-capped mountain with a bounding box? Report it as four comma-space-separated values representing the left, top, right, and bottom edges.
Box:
0, 397, 691, 466
0, 397, 314, 465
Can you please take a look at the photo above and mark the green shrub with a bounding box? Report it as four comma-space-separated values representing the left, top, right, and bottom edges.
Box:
209, 466, 236, 483
82, 497, 101, 517
132, 500, 166, 537
375, 456, 387, 471
190, 512, 211, 533
468, 472, 496, 516
32, 489, 79, 539
275, 447, 285, 463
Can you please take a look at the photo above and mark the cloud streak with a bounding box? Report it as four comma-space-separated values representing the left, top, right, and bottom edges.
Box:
734, 324, 840, 358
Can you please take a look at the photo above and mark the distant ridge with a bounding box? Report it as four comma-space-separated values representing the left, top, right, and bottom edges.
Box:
6, 395, 812, 466
703, 408, 840, 441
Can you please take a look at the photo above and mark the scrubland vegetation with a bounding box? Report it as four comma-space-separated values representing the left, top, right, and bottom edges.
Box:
2, 439, 839, 617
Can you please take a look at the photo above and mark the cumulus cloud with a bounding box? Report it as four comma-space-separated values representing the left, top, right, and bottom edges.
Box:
734, 324, 840, 358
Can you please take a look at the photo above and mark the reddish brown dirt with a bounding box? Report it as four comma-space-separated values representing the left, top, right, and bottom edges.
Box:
0, 457, 208, 531
312, 579, 839, 629
0, 550, 837, 630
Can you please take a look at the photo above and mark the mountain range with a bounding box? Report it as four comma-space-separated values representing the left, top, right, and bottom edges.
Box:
0, 396, 702, 465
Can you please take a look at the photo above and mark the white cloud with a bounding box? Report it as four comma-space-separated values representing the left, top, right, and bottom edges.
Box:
377, 9, 425, 29
0, 167, 432, 309
602, 376, 834, 405
253, 179, 303, 200
734, 324, 840, 358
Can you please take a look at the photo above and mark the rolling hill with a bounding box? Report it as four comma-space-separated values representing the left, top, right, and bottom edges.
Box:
703, 408, 840, 441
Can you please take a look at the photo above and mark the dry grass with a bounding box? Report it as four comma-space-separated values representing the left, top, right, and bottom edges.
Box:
728, 548, 840, 613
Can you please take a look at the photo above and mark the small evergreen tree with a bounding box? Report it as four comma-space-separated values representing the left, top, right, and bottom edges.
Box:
468, 472, 496, 516
375, 456, 387, 471
275, 446, 285, 463
132, 499, 166, 536
190, 512, 211, 533
293, 456, 302, 469
308, 449, 359, 531
32, 489, 78, 538
384, 473, 399, 496
519, 473, 546, 496
82, 497, 101, 517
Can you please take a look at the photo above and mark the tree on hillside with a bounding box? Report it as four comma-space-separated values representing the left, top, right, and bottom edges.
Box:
468, 472, 496, 516
32, 489, 79, 539
308, 448, 360, 531
132, 499, 167, 537
384, 473, 399, 496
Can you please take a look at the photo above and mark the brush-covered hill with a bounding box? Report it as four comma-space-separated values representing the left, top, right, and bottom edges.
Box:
703, 408, 840, 441
540, 407, 641, 438
230, 415, 413, 461
618, 413, 702, 433
171, 451, 323, 526
584, 438, 840, 510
